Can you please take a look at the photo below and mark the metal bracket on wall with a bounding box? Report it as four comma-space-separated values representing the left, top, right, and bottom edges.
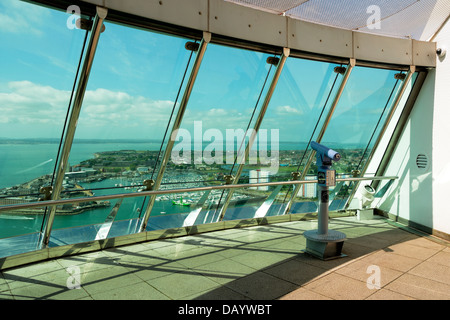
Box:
76, 18, 106, 33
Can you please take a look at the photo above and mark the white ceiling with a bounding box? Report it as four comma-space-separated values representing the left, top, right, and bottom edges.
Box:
226, 0, 450, 41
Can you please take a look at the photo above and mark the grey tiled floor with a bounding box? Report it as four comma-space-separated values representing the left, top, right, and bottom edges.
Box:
0, 216, 449, 300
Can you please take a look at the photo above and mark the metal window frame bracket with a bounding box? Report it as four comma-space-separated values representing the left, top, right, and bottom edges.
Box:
138, 31, 211, 233
217, 47, 290, 221
41, 6, 108, 248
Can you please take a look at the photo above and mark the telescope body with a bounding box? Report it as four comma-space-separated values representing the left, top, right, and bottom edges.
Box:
311, 141, 341, 163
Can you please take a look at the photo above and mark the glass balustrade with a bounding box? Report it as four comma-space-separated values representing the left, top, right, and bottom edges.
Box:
0, 0, 90, 241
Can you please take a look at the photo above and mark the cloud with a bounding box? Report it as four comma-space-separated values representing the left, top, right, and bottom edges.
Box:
0, 81, 70, 124
207, 108, 228, 117
275, 105, 303, 115
80, 88, 176, 131
0, 0, 49, 36
0, 81, 180, 138
0, 80, 275, 139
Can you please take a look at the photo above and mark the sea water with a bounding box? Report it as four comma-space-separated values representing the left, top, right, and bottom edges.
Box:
0, 141, 164, 189
0, 140, 311, 239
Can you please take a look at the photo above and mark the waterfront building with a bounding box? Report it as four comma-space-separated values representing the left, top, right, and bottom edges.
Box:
249, 169, 270, 191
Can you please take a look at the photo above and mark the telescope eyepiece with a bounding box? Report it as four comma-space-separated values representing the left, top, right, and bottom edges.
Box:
311, 141, 341, 163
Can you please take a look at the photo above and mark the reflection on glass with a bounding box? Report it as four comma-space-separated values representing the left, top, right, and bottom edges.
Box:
318, 66, 404, 209
146, 190, 220, 230
53, 21, 196, 237
0, 1, 88, 238
320, 66, 400, 174
222, 185, 282, 220
49, 195, 150, 246
235, 57, 342, 216
149, 43, 276, 223
166, 43, 275, 185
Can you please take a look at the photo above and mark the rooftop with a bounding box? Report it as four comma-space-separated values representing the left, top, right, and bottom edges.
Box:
1, 216, 449, 300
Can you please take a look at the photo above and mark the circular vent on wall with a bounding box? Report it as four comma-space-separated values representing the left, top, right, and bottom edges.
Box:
416, 154, 428, 169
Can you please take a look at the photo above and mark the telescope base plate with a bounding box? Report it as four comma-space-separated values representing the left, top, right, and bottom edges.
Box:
303, 230, 347, 260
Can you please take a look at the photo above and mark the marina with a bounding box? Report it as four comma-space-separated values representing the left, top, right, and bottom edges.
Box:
0, 144, 354, 239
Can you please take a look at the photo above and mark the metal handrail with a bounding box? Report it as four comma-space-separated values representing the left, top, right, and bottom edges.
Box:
0, 175, 397, 212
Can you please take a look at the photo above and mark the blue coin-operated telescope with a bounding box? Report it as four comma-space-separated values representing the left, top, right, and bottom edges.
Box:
312, 141, 340, 187
303, 141, 347, 260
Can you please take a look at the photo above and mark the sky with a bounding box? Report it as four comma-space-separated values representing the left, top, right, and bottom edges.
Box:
0, 0, 404, 147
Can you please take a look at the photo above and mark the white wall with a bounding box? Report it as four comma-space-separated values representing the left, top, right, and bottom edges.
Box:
375, 17, 450, 236
376, 71, 434, 229
431, 17, 450, 236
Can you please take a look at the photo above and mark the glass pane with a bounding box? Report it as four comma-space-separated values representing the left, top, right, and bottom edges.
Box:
223, 185, 283, 220
49, 196, 147, 246
165, 43, 275, 183
0, 232, 42, 258
146, 189, 219, 230
234, 57, 343, 217
320, 66, 401, 175
55, 21, 196, 236
0, 1, 88, 238
318, 66, 406, 210
147, 43, 277, 225
256, 57, 342, 179
361, 72, 418, 172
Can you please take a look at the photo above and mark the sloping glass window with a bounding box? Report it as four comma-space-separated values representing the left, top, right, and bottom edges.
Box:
50, 20, 196, 241
316, 66, 404, 210
145, 43, 277, 228
223, 57, 344, 219
0, 1, 88, 242
320, 66, 400, 171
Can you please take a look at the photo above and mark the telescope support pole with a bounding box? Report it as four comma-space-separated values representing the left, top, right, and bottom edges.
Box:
318, 185, 329, 235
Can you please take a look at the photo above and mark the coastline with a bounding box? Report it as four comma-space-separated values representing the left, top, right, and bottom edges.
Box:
0, 201, 111, 216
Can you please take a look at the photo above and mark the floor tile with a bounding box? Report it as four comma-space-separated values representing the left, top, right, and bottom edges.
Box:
3, 265, 71, 291
0, 273, 9, 293
80, 266, 143, 295
385, 273, 450, 300
334, 257, 403, 287
190, 285, 251, 300
0, 217, 449, 300
302, 273, 375, 300
427, 250, 450, 267
228, 249, 289, 270
224, 271, 298, 300
263, 259, 328, 286
10, 283, 90, 300
126, 260, 187, 282
403, 236, 447, 250
386, 242, 441, 260
358, 250, 423, 272
408, 260, 450, 285
193, 258, 257, 285
148, 270, 221, 299
280, 287, 331, 300
89, 281, 170, 300
365, 288, 416, 300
